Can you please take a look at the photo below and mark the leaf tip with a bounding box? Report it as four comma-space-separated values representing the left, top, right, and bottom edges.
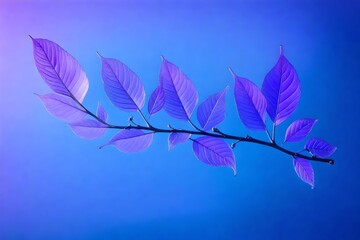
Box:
29, 35, 38, 45
228, 67, 236, 78
34, 93, 43, 99
96, 51, 103, 59
160, 55, 166, 61
99, 142, 109, 149
279, 45, 284, 55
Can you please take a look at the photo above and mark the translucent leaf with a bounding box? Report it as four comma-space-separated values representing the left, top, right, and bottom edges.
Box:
99, 55, 145, 112
197, 86, 229, 131
284, 118, 317, 142
101, 129, 153, 153
36, 93, 86, 122
168, 132, 191, 151
293, 157, 314, 188
262, 46, 301, 126
70, 120, 107, 139
31, 37, 89, 103
96, 102, 108, 122
305, 138, 337, 158
148, 86, 165, 117
231, 69, 267, 131
159, 57, 198, 120
193, 136, 236, 175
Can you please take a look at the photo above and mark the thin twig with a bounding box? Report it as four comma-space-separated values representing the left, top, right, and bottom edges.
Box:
76, 99, 334, 165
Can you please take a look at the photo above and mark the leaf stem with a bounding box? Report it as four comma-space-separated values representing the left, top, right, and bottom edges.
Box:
272, 123, 276, 142
138, 109, 153, 128
265, 128, 273, 143
188, 118, 205, 133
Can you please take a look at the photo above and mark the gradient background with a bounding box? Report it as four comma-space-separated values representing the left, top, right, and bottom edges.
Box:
1, 0, 359, 239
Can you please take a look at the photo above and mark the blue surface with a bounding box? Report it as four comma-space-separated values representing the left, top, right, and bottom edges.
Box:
0, 1, 359, 239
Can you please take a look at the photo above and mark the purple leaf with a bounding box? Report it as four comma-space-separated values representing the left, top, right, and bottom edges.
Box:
148, 86, 165, 117
99, 54, 145, 112
192, 136, 236, 175
70, 120, 107, 139
197, 86, 229, 131
96, 102, 108, 122
31, 37, 89, 103
284, 118, 317, 142
231, 69, 267, 131
168, 133, 191, 151
36, 93, 86, 122
293, 157, 314, 188
261, 46, 301, 126
101, 129, 153, 153
159, 57, 198, 120
305, 138, 337, 158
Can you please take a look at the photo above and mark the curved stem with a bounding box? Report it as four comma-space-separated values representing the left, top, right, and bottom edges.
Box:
110, 124, 334, 164
75, 99, 334, 165
188, 118, 205, 133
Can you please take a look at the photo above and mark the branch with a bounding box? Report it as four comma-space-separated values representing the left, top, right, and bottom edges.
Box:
77, 100, 334, 165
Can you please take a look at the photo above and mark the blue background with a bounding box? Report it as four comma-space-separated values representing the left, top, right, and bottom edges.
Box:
1, 0, 359, 239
